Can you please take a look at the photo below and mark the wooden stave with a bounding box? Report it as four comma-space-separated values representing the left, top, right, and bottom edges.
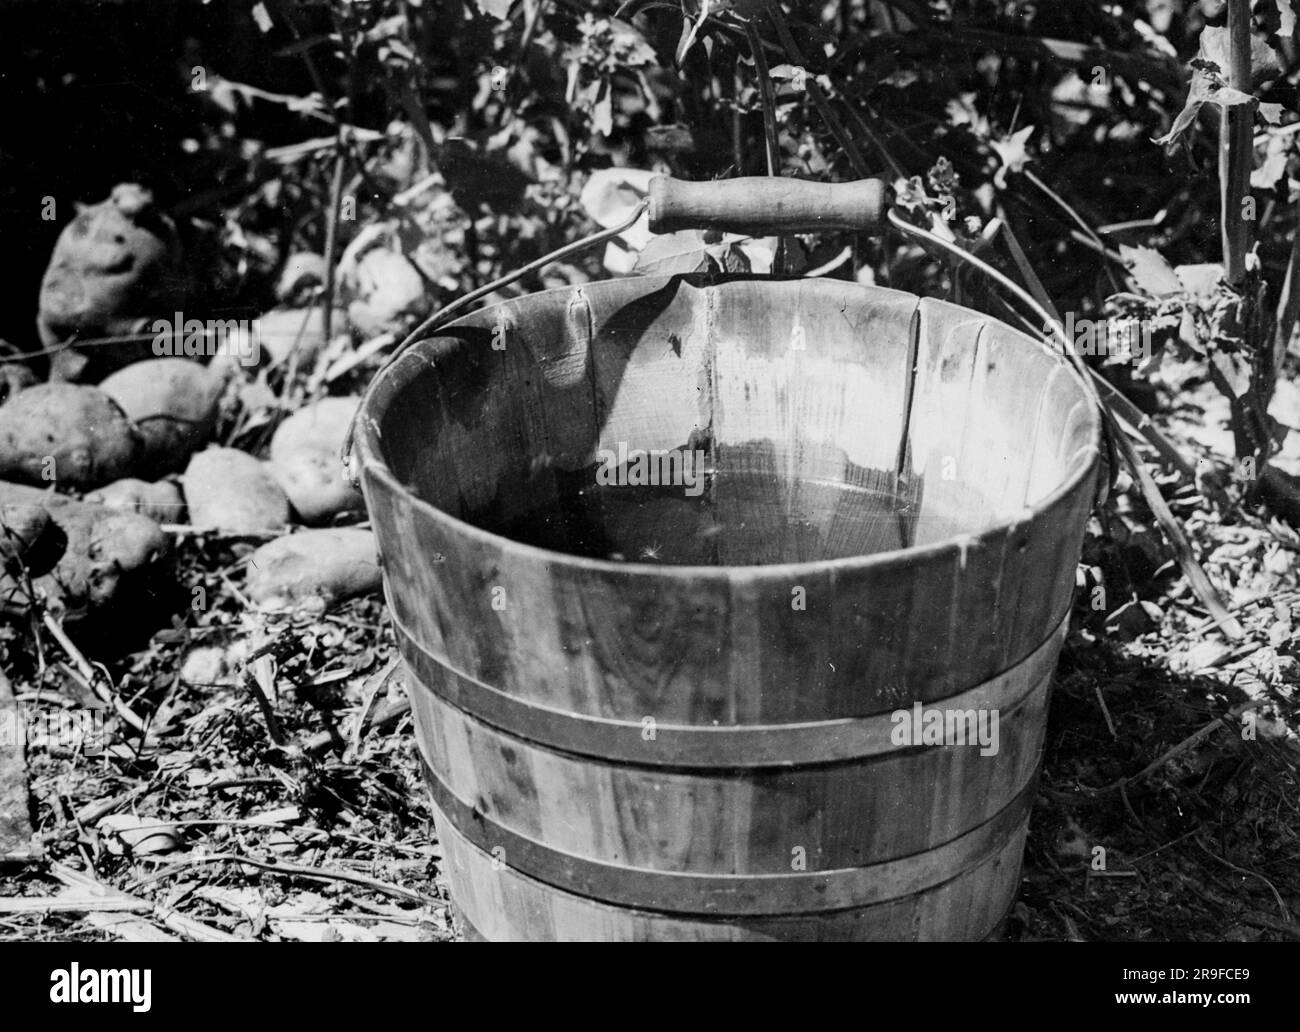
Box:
415, 741, 1044, 916
402, 633, 1059, 905
390, 609, 1067, 767
365, 462, 1093, 725
432, 802, 1030, 941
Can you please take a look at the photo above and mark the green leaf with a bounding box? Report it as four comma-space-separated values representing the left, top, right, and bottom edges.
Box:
712, 0, 773, 13
990, 126, 1034, 188
731, 236, 776, 274
580, 167, 655, 262
1280, 0, 1297, 38
475, 0, 515, 18
1155, 23, 1286, 149
580, 168, 655, 228
720, 244, 750, 274
608, 18, 658, 66
1120, 245, 1182, 297
1211, 348, 1253, 399
676, 0, 710, 66
633, 231, 712, 275
1252, 134, 1290, 189
1155, 61, 1257, 148
1199, 26, 1282, 89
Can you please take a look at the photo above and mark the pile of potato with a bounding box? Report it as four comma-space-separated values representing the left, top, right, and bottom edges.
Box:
0, 184, 422, 648
0, 358, 382, 633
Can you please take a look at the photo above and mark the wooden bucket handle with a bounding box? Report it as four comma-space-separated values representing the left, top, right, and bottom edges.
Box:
648, 175, 892, 237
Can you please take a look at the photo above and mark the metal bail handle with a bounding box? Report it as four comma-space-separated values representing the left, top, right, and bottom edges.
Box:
648, 175, 892, 237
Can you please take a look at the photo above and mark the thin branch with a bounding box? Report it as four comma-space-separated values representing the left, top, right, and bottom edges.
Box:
1023, 168, 1121, 294
128, 852, 433, 905
319, 143, 348, 365
839, 102, 906, 181
765, 6, 873, 177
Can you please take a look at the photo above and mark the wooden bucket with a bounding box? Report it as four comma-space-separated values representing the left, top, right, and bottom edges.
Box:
355, 274, 1101, 941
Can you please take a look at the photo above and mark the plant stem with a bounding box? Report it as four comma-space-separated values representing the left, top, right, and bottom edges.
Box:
745, 16, 782, 177
1221, 0, 1253, 285
745, 12, 786, 274
320, 142, 347, 357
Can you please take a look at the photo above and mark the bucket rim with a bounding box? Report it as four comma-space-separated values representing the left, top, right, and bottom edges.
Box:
354, 274, 1103, 579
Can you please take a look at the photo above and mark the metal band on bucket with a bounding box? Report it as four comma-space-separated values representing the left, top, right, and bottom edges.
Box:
421, 760, 1037, 916
391, 601, 1067, 769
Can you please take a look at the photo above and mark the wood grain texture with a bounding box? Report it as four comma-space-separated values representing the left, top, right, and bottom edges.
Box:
356, 275, 1102, 940
648, 176, 891, 236
435, 808, 1028, 942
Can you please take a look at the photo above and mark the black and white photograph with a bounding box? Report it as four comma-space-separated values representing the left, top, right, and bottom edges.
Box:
0, 0, 1295, 974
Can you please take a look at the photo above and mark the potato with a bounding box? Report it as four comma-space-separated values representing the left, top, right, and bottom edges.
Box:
0, 502, 50, 561
257, 307, 346, 368
0, 481, 170, 624
179, 645, 233, 688
0, 362, 37, 405
182, 448, 291, 534
268, 397, 365, 524
277, 252, 327, 305
0, 501, 52, 613
84, 477, 185, 523
99, 358, 227, 477
60, 505, 170, 612
244, 528, 381, 611
38, 183, 187, 382
98, 813, 179, 855
0, 383, 140, 490
346, 248, 428, 337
